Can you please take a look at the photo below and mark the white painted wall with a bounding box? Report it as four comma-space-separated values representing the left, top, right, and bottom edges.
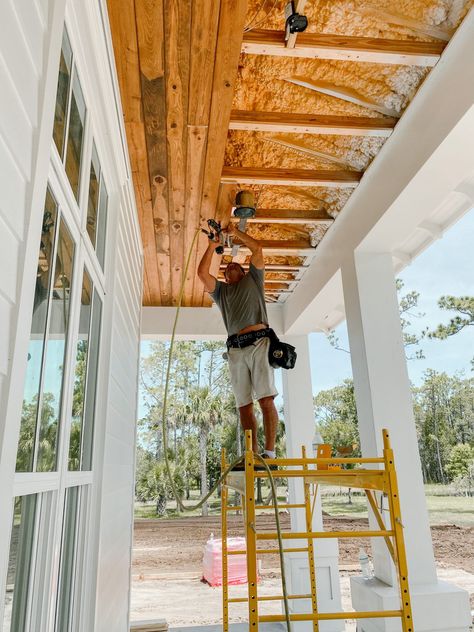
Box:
0, 0, 67, 617
93, 187, 143, 632
0, 0, 144, 630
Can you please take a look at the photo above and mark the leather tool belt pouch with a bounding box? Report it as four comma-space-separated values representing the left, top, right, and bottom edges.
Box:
267, 329, 297, 370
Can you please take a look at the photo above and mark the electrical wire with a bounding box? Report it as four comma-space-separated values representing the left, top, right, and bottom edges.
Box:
254, 455, 292, 632
159, 226, 291, 632
244, 0, 280, 32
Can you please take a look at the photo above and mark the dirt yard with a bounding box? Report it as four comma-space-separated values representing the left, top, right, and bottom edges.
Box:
131, 514, 474, 628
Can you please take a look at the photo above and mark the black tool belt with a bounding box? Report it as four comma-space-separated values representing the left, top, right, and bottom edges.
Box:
226, 328, 272, 350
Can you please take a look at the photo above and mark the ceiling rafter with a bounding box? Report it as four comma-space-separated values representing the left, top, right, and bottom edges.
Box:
229, 110, 396, 136
242, 29, 444, 66
221, 166, 361, 187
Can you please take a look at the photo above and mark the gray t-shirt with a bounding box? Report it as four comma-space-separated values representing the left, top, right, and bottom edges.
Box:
210, 263, 269, 336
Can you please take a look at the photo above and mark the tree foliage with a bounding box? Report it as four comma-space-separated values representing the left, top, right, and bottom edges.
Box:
428, 295, 474, 369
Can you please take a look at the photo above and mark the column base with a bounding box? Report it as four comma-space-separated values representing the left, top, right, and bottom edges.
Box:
350, 576, 471, 632
284, 540, 345, 632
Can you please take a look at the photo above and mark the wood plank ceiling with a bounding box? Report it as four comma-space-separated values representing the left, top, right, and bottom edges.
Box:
107, 0, 470, 307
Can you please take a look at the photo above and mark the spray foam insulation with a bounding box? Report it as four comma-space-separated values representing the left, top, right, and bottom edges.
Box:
226, 0, 470, 289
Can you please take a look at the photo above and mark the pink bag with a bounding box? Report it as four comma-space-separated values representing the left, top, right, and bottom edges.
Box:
202, 535, 249, 586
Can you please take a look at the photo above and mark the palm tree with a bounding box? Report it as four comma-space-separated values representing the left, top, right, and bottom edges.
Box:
189, 386, 228, 516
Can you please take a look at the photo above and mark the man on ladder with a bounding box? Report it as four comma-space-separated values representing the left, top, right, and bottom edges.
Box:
198, 223, 279, 465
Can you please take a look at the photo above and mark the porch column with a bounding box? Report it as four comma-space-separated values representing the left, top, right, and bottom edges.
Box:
342, 251, 470, 632
282, 335, 344, 632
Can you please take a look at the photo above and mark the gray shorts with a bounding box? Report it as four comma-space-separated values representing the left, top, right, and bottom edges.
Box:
227, 338, 278, 408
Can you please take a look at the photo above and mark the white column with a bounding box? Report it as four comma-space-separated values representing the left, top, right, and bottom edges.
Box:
342, 251, 471, 632
282, 335, 343, 632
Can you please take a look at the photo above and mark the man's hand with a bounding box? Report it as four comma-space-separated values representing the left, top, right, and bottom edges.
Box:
224, 222, 236, 238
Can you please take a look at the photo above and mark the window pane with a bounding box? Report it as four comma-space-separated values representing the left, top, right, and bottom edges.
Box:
3, 495, 38, 632
55, 487, 81, 632
65, 71, 86, 201
36, 220, 75, 472
53, 30, 72, 158
69, 270, 93, 470
86, 144, 100, 249
96, 179, 108, 269
81, 290, 102, 470
16, 190, 59, 472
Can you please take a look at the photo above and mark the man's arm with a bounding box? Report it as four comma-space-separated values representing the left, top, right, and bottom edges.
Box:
197, 236, 220, 293
227, 223, 264, 269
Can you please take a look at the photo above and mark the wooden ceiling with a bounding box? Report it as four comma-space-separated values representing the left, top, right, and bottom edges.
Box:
107, 0, 469, 307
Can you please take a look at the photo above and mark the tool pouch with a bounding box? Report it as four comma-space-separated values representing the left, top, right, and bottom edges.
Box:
267, 330, 297, 370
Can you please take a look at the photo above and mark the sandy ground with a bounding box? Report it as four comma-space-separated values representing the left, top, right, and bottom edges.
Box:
131, 514, 474, 629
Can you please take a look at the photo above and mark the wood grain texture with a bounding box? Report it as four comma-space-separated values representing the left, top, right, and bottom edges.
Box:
243, 29, 444, 66
221, 166, 361, 187
108, 0, 162, 304
164, 0, 192, 304
196, 0, 248, 307
235, 208, 334, 223
183, 0, 220, 306
229, 110, 396, 136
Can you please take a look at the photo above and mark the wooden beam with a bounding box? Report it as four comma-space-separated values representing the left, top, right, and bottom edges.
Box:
286, 0, 307, 49
242, 30, 444, 66
135, 0, 171, 305
229, 110, 396, 137
220, 263, 303, 272
265, 136, 356, 169
182, 0, 220, 306
231, 208, 333, 224
107, 0, 160, 305
221, 166, 361, 187
194, 0, 248, 307
164, 0, 192, 304
286, 77, 401, 118
358, 5, 454, 42
225, 239, 313, 254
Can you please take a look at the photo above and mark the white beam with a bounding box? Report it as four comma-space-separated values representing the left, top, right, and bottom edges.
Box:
141, 305, 284, 339
283, 10, 474, 335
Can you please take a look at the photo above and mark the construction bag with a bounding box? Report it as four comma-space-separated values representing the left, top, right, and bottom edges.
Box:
267, 330, 297, 370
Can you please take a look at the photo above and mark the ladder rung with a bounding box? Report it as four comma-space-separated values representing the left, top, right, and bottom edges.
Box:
259, 610, 403, 622
259, 594, 311, 601
227, 547, 309, 555
228, 594, 311, 604
263, 457, 384, 466
225, 503, 306, 511
257, 530, 394, 540
254, 469, 385, 478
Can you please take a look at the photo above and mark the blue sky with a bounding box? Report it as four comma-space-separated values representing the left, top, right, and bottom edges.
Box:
140, 208, 473, 415
308, 208, 474, 394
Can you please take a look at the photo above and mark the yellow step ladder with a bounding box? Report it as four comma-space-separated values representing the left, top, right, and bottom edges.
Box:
221, 428, 415, 632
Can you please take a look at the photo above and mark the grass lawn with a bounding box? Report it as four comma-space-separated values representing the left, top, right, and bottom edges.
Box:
135, 485, 474, 527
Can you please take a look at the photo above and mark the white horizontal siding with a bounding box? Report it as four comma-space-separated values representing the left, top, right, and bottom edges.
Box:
0, 136, 27, 239
0, 0, 47, 412
96, 193, 142, 631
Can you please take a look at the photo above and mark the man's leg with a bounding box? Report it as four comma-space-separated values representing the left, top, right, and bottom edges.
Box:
238, 402, 258, 452
258, 396, 278, 453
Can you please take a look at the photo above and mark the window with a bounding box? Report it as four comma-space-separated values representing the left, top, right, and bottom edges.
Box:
53, 28, 87, 202
16, 191, 76, 473
64, 72, 86, 201
53, 30, 72, 157
69, 272, 102, 470
86, 143, 108, 269
55, 487, 84, 632
3, 495, 37, 632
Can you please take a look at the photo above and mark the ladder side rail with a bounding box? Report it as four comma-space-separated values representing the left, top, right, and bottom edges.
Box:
221, 449, 229, 632
302, 445, 319, 632
383, 429, 415, 632
244, 431, 259, 631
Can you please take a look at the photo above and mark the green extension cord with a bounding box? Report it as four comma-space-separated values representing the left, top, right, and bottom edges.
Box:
159, 228, 291, 632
